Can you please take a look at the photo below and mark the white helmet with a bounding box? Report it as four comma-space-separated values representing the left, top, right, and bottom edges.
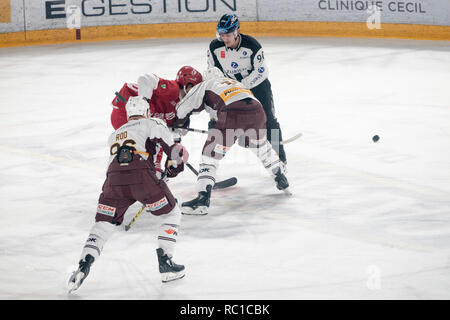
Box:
126, 96, 149, 118
202, 67, 224, 81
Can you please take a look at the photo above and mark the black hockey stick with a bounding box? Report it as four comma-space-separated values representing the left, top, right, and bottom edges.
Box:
115, 91, 126, 102
186, 162, 237, 190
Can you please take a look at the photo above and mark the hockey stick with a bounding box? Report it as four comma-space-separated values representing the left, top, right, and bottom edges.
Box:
124, 205, 145, 231
186, 162, 237, 190
170, 127, 208, 134
115, 91, 126, 102
117, 91, 302, 145
174, 126, 302, 145
280, 132, 303, 145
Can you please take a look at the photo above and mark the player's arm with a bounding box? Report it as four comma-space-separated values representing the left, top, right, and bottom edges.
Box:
207, 41, 225, 73
174, 82, 207, 127
241, 47, 269, 89
137, 73, 159, 100
146, 119, 187, 177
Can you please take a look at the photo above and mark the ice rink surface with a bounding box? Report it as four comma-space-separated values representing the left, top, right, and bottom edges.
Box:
0, 36, 449, 299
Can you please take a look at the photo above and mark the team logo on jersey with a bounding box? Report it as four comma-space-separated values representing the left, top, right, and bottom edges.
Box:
214, 144, 229, 155
146, 197, 169, 211
160, 84, 166, 89
231, 62, 238, 69
97, 204, 116, 217
258, 67, 265, 73
220, 51, 225, 58
164, 228, 178, 236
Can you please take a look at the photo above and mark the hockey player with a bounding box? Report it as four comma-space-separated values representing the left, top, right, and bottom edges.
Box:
68, 96, 188, 293
110, 66, 202, 175
207, 13, 288, 168
174, 67, 289, 216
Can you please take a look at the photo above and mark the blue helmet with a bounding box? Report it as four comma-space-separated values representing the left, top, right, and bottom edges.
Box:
216, 14, 240, 40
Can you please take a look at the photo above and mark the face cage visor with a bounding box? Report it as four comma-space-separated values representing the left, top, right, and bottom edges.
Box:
216, 28, 239, 41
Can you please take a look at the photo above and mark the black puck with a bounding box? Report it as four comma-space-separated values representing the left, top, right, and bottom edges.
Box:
372, 135, 380, 143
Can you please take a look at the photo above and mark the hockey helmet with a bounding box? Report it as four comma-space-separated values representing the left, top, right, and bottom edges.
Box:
203, 67, 224, 81
176, 66, 203, 88
216, 13, 240, 40
125, 96, 149, 118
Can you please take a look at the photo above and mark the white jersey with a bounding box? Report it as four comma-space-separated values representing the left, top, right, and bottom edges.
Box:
207, 34, 269, 89
107, 117, 174, 165
176, 78, 258, 122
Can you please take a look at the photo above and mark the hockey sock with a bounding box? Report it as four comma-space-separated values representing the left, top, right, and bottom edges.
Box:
158, 205, 182, 258
251, 138, 281, 177
80, 221, 116, 261
197, 156, 219, 192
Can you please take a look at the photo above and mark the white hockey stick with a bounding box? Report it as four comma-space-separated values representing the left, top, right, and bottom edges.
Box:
280, 132, 302, 145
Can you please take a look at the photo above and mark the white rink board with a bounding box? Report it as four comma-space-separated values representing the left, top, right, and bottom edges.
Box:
1, 0, 449, 34
257, 0, 450, 26
24, 0, 257, 31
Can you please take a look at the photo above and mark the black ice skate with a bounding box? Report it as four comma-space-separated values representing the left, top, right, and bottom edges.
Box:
181, 185, 212, 215
274, 168, 291, 195
156, 248, 185, 283
67, 254, 95, 293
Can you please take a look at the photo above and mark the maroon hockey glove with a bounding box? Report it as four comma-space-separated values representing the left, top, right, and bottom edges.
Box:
165, 143, 189, 178
164, 160, 184, 178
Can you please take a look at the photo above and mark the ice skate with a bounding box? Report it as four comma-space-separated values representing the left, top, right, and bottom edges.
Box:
67, 254, 95, 293
273, 168, 291, 195
156, 248, 185, 283
181, 185, 212, 215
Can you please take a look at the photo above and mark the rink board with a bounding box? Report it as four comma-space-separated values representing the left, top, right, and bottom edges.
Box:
1, 0, 450, 46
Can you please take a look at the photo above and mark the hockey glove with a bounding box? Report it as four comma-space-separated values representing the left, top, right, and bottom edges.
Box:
208, 119, 217, 129
165, 143, 189, 178
165, 160, 184, 178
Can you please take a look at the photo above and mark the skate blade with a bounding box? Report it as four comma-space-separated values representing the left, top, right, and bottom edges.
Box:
282, 188, 293, 196
67, 271, 84, 294
181, 206, 208, 216
161, 271, 186, 283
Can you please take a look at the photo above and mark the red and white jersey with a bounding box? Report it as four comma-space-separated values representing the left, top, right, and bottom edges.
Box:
138, 74, 180, 126
110, 75, 180, 130
107, 117, 174, 166
111, 82, 141, 130
176, 77, 258, 122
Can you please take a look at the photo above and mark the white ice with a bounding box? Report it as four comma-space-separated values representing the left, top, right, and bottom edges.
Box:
0, 37, 449, 300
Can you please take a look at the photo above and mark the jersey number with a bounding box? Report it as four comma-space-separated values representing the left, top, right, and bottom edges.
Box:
257, 52, 265, 62
110, 139, 137, 156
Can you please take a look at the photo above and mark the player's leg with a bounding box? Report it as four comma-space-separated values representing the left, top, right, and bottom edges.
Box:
68, 188, 133, 293
251, 80, 287, 164
181, 154, 217, 215
181, 127, 232, 215
136, 171, 185, 282
245, 105, 289, 191
156, 205, 185, 282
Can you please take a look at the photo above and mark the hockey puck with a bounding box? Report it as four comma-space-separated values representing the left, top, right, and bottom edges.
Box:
372, 135, 380, 143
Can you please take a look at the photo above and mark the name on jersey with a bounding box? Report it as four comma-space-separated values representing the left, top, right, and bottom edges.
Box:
97, 204, 116, 217
220, 87, 252, 102
116, 131, 127, 141
146, 197, 169, 211
214, 144, 230, 155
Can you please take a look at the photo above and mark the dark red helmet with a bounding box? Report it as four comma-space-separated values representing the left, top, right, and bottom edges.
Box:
176, 66, 203, 87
